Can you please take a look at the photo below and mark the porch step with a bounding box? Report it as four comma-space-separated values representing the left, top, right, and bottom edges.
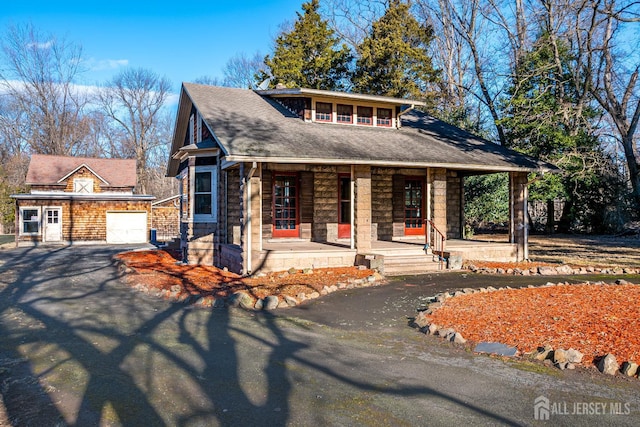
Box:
382, 254, 444, 276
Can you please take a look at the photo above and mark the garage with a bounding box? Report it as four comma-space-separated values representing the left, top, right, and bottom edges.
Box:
106, 211, 148, 244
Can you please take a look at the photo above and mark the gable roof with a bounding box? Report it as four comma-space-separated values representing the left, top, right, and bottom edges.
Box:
26, 154, 137, 187
168, 83, 558, 176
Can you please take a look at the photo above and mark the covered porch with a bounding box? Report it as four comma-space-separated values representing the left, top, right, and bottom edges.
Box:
244, 236, 519, 275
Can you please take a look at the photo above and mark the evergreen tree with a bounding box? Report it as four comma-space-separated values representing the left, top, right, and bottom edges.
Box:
260, 0, 352, 90
351, 0, 439, 99
500, 33, 626, 232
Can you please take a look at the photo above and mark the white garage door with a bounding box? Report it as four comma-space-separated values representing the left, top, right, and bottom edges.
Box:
106, 211, 148, 244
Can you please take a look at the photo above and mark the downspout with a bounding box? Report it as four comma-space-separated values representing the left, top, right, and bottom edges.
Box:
396, 104, 418, 128
350, 165, 355, 250
426, 167, 431, 249
246, 162, 257, 275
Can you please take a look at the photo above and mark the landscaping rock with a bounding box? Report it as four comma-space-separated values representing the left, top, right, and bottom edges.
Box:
427, 324, 439, 335
534, 345, 553, 361
230, 292, 254, 310
597, 354, 619, 375
556, 265, 574, 275
254, 299, 264, 310
615, 279, 630, 285
436, 328, 455, 339
263, 295, 279, 310
213, 298, 226, 309
451, 332, 467, 344
414, 311, 430, 328
284, 295, 299, 307
474, 342, 518, 357
566, 348, 584, 364
303, 268, 313, 274
288, 267, 297, 275
309, 291, 320, 299
553, 348, 568, 364
621, 361, 639, 377
170, 284, 182, 293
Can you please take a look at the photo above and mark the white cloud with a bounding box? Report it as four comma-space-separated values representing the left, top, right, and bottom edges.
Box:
26, 40, 54, 50
84, 58, 129, 71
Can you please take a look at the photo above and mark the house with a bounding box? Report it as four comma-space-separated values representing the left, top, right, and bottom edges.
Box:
167, 83, 557, 275
11, 154, 155, 246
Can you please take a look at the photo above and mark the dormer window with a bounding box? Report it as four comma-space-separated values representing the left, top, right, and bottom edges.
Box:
377, 108, 392, 127
74, 178, 94, 193
337, 104, 353, 124
357, 106, 373, 125
315, 102, 332, 122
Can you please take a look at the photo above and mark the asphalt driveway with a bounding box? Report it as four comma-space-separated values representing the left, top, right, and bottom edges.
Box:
0, 246, 639, 426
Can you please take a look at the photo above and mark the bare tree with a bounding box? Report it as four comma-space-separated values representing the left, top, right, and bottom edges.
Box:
0, 23, 90, 155
96, 67, 172, 194
222, 51, 264, 89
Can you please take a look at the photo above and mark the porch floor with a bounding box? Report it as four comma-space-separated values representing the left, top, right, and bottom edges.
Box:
257, 236, 518, 275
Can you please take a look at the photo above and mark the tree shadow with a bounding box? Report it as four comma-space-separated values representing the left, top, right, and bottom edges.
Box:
0, 245, 522, 426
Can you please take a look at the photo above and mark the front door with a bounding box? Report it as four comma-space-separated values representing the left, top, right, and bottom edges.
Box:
273, 174, 299, 238
338, 174, 351, 239
44, 208, 62, 242
404, 179, 425, 235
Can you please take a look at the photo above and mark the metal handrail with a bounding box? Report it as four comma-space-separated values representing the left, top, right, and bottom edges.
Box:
425, 220, 446, 269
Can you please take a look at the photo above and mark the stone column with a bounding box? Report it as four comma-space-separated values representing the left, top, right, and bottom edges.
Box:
354, 165, 372, 253
432, 168, 447, 238
510, 172, 528, 261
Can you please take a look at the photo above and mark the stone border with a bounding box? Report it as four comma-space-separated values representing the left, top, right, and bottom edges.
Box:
465, 263, 639, 276
114, 256, 384, 310
413, 280, 640, 378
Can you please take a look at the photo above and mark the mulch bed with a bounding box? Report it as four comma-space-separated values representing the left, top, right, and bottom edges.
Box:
115, 250, 374, 301
425, 283, 640, 366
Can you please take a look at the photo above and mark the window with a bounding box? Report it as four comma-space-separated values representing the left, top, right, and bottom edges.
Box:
337, 104, 353, 123
192, 165, 217, 222
357, 106, 373, 125
73, 178, 94, 193
315, 102, 332, 122
20, 207, 40, 235
377, 108, 392, 127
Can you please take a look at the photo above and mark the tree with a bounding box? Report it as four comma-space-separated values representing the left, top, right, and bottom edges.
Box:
0, 23, 91, 155
223, 51, 264, 89
260, 0, 352, 90
95, 67, 172, 194
352, 0, 440, 99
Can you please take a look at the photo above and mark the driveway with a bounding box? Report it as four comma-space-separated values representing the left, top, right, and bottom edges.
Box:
0, 246, 638, 426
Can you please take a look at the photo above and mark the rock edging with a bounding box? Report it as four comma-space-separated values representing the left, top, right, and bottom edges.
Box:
114, 256, 384, 311
413, 280, 640, 379
465, 263, 638, 276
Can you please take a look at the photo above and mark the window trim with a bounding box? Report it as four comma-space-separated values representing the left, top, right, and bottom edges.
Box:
315, 102, 333, 122
190, 164, 217, 223
19, 206, 41, 236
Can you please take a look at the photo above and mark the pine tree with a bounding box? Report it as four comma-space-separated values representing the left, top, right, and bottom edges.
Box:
260, 0, 352, 90
351, 0, 439, 99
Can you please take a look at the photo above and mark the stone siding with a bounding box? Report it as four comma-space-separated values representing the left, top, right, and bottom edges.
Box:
312, 166, 338, 242
446, 171, 462, 239
371, 168, 393, 240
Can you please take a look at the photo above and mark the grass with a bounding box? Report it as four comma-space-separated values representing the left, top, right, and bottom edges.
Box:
0, 235, 14, 245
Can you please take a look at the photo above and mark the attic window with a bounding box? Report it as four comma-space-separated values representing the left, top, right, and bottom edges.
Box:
357, 106, 373, 125
315, 102, 332, 122
74, 178, 94, 193
377, 108, 392, 127
337, 104, 353, 124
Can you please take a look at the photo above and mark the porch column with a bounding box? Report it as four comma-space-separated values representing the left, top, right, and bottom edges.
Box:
510, 172, 528, 261
354, 165, 372, 253
241, 163, 262, 274
432, 168, 447, 237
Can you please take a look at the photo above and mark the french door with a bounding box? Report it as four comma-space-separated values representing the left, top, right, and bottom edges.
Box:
404, 179, 425, 235
338, 174, 351, 238
272, 174, 299, 238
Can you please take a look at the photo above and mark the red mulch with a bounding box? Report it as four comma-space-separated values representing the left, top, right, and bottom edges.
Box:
115, 250, 374, 301
426, 284, 640, 366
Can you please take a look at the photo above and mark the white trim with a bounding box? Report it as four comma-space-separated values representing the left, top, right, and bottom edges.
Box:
19, 206, 41, 236
56, 163, 110, 186
192, 165, 218, 223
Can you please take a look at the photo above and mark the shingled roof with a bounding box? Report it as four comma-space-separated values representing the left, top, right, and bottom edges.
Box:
168, 83, 558, 175
26, 154, 137, 188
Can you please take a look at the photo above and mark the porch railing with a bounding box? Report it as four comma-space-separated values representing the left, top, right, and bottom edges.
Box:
425, 220, 447, 270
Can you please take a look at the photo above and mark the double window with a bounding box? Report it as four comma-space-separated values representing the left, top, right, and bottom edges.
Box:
20, 207, 40, 235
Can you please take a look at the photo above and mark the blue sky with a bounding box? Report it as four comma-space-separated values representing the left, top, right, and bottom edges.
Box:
1, 0, 302, 95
